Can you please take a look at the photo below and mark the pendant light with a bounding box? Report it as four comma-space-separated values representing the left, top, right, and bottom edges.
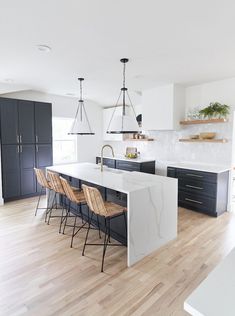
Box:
106, 58, 139, 134
69, 78, 95, 135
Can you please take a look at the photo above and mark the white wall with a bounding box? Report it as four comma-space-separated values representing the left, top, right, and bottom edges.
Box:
0, 90, 103, 204
105, 77, 235, 176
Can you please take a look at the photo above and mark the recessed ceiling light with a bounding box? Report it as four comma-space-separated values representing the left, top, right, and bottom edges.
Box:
37, 45, 51, 52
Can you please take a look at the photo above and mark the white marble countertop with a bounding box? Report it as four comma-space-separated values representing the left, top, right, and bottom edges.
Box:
184, 247, 235, 316
96, 155, 155, 163
47, 162, 178, 267
167, 162, 231, 173
47, 162, 170, 194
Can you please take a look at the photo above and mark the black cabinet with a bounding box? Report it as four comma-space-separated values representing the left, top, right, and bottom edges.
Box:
20, 145, 36, 196
167, 166, 229, 217
1, 145, 21, 198
96, 157, 155, 174
36, 144, 53, 193
35, 102, 52, 144
96, 157, 115, 168
0, 98, 18, 144
0, 97, 53, 201
116, 160, 141, 172
18, 100, 35, 144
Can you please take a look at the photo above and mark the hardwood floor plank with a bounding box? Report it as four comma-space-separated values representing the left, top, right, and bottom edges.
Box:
1, 197, 235, 316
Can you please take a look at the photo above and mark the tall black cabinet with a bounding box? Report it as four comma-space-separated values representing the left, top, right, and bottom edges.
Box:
0, 97, 53, 201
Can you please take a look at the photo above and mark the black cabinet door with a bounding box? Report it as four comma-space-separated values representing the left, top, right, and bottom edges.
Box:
0, 98, 19, 144
20, 144, 36, 196
35, 102, 52, 144
18, 100, 35, 144
1, 145, 21, 198
167, 167, 176, 178
36, 144, 52, 192
116, 160, 140, 172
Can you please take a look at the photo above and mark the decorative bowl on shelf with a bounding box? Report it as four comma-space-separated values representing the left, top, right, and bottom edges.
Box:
199, 132, 216, 139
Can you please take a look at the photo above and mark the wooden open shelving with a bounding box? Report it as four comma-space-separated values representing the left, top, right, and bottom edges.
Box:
179, 138, 228, 143
125, 138, 155, 142
180, 118, 228, 125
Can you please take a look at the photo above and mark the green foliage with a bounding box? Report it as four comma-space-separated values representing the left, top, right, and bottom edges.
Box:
199, 102, 230, 118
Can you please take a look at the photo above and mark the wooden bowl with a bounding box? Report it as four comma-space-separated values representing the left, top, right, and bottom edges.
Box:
199, 132, 216, 139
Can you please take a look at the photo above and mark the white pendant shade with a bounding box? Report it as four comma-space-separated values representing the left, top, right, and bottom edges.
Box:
107, 113, 139, 134
69, 109, 94, 135
68, 78, 95, 135
106, 58, 140, 134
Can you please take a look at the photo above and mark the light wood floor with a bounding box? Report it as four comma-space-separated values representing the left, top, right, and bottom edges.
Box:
1, 197, 235, 316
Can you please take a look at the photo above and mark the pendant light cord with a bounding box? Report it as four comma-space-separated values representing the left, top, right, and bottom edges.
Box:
123, 61, 126, 89
80, 79, 83, 101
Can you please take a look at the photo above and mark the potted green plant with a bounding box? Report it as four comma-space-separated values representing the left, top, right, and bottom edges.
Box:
199, 102, 230, 119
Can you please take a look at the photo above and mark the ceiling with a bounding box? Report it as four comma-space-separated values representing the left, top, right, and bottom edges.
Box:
1, 0, 235, 105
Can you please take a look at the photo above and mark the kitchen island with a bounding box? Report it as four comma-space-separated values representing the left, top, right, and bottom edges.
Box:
47, 163, 178, 267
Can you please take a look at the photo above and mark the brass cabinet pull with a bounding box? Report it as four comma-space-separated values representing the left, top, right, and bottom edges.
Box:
36, 145, 39, 152
186, 184, 203, 190
185, 198, 203, 204
17, 135, 19, 143
17, 145, 20, 153
36, 135, 38, 143
19, 135, 22, 143
186, 173, 203, 178
20, 145, 22, 153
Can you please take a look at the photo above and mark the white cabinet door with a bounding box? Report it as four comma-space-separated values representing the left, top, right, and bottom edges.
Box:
142, 84, 185, 131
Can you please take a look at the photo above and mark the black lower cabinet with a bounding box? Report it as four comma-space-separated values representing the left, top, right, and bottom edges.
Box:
1, 143, 52, 201
20, 145, 36, 196
36, 144, 53, 193
96, 157, 155, 174
167, 166, 229, 217
2, 145, 21, 199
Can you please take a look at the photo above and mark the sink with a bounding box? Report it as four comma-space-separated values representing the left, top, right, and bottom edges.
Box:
105, 168, 123, 174
93, 165, 123, 174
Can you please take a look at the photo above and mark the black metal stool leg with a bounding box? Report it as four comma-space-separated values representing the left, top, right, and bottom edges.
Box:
96, 215, 101, 238
35, 187, 43, 216
59, 206, 65, 233
47, 192, 58, 225
82, 212, 93, 256
70, 215, 77, 248
63, 201, 71, 234
101, 218, 109, 272
45, 191, 56, 223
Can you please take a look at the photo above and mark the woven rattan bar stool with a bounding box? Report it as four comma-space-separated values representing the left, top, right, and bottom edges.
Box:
60, 176, 89, 248
34, 168, 52, 217
82, 184, 127, 272
47, 171, 72, 230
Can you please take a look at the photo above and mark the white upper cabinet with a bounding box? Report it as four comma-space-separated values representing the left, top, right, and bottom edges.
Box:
142, 84, 185, 130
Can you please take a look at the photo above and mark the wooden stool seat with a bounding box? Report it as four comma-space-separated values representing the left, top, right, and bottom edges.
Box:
73, 190, 86, 204
103, 202, 127, 218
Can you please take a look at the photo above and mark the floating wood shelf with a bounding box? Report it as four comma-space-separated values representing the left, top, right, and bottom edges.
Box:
180, 118, 228, 125
179, 138, 228, 143
125, 138, 155, 142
